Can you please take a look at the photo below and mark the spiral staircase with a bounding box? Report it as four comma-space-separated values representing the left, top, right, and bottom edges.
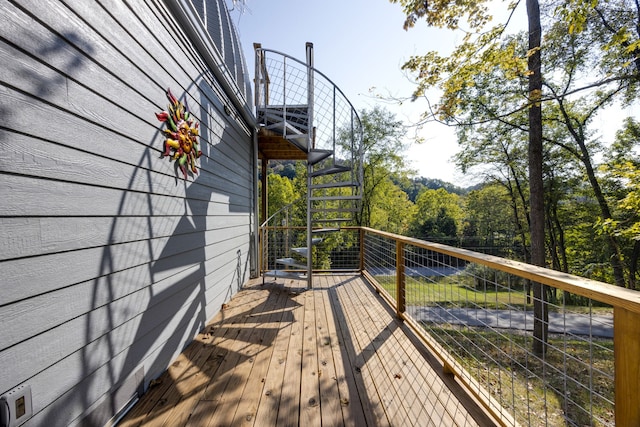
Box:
255, 43, 363, 288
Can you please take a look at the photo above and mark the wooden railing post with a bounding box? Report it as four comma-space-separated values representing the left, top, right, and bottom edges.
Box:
359, 227, 365, 272
614, 306, 640, 426
396, 240, 405, 318
258, 226, 263, 274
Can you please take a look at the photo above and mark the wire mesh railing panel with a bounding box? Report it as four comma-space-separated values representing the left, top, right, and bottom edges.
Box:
363, 232, 398, 304
254, 47, 362, 169
315, 228, 360, 271
260, 56, 308, 107
261, 226, 306, 272
261, 225, 360, 273
362, 229, 615, 427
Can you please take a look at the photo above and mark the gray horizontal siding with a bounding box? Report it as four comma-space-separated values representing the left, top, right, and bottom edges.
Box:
0, 0, 255, 425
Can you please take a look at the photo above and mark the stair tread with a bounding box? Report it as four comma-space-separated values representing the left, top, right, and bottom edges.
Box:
310, 208, 359, 213
312, 228, 340, 233
311, 165, 351, 177
310, 195, 362, 201
310, 181, 359, 189
312, 218, 352, 223
263, 270, 307, 280
291, 247, 310, 257
261, 110, 309, 120
308, 149, 334, 165
265, 120, 308, 135
289, 237, 323, 258
276, 258, 307, 269
258, 103, 309, 110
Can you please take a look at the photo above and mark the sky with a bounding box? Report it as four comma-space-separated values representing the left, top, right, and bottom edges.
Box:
226, 0, 472, 183
227, 0, 637, 185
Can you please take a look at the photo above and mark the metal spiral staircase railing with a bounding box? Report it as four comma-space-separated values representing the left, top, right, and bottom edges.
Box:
255, 43, 363, 288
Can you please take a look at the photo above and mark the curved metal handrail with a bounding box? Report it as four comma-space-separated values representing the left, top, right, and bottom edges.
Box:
259, 198, 304, 276
254, 45, 364, 168
260, 198, 301, 228
255, 47, 362, 126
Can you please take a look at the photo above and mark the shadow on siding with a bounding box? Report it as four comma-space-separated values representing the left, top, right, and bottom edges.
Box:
41, 77, 253, 425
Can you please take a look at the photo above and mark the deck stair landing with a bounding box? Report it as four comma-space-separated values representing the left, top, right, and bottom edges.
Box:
118, 275, 494, 426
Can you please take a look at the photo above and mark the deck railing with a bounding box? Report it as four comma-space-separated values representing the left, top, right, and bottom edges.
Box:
259, 225, 640, 426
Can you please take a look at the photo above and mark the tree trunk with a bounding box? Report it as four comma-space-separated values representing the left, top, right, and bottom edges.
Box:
527, 0, 548, 357
555, 96, 627, 287
577, 145, 627, 287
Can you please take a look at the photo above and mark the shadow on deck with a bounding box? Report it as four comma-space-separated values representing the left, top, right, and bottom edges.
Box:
119, 274, 496, 426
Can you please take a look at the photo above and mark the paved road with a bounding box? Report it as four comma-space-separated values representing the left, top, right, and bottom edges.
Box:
408, 306, 614, 338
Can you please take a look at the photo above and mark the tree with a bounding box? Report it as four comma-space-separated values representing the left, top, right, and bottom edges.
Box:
352, 106, 411, 227
392, 0, 640, 288
369, 177, 416, 234
526, 0, 548, 356
390, 0, 550, 352
464, 184, 517, 256
544, 0, 640, 287
599, 118, 640, 288
266, 172, 297, 219
454, 100, 534, 261
410, 188, 463, 243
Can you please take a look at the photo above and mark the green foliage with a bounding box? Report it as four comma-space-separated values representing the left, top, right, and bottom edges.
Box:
368, 178, 416, 234
356, 107, 412, 228
401, 29, 531, 120
463, 184, 517, 254
389, 0, 493, 31
599, 162, 640, 240
269, 161, 297, 179
390, 0, 531, 120
554, 0, 598, 35
410, 188, 463, 241
394, 176, 468, 202
266, 172, 297, 219
552, 0, 640, 104
559, 189, 614, 282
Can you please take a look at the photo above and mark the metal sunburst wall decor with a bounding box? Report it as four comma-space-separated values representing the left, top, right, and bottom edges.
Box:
155, 88, 202, 179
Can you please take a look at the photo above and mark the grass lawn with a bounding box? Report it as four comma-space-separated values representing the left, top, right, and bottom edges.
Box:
372, 273, 613, 314
426, 326, 614, 426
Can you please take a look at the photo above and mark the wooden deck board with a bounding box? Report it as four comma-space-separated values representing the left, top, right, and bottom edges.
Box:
346, 277, 444, 427
334, 275, 409, 424
313, 278, 349, 427
119, 274, 496, 426
326, 275, 386, 427
221, 281, 289, 426
119, 288, 268, 427
299, 286, 322, 426
274, 286, 305, 426
251, 286, 298, 425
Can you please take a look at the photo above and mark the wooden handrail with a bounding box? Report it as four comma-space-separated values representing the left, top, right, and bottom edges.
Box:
359, 226, 640, 426
395, 239, 406, 317
259, 224, 640, 424
361, 227, 640, 314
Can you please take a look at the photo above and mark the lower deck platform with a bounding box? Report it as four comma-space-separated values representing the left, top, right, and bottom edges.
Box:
118, 274, 495, 426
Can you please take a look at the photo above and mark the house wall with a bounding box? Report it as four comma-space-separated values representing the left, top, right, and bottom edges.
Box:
0, 0, 255, 426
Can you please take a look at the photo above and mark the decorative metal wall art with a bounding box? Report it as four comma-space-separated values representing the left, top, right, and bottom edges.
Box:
156, 88, 201, 179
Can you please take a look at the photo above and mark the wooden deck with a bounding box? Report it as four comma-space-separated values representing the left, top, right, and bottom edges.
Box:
119, 274, 495, 426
